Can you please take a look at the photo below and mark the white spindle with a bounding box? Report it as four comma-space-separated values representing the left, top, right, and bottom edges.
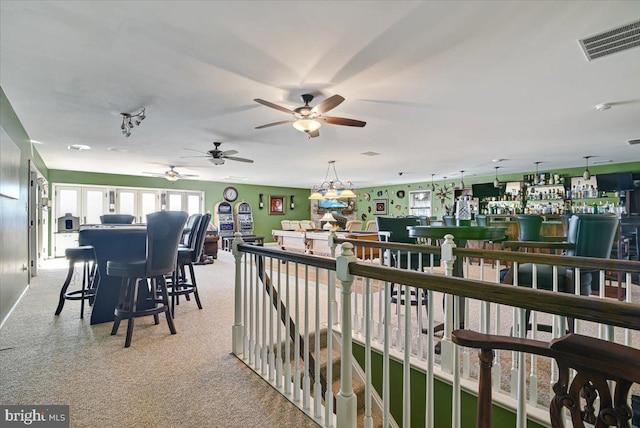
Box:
268, 257, 275, 383
363, 277, 373, 428
284, 262, 291, 396
294, 264, 300, 403
303, 266, 310, 410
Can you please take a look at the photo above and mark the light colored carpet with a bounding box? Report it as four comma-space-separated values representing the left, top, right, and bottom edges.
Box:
0, 251, 321, 428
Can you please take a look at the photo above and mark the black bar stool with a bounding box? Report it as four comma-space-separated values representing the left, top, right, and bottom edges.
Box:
107, 211, 187, 348
55, 246, 97, 319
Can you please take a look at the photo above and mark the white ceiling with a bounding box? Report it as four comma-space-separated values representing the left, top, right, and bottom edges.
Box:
1, 1, 639, 189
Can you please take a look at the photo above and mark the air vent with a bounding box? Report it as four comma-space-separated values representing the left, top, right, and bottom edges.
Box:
628, 138, 640, 146
578, 19, 640, 61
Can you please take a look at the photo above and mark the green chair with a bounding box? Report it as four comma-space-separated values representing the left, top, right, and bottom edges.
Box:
510, 214, 619, 333
516, 214, 543, 241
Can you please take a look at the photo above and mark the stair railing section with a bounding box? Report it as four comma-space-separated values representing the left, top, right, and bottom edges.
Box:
232, 231, 640, 428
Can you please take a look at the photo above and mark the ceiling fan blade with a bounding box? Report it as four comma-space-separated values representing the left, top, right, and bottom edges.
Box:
224, 156, 254, 163
183, 147, 207, 154
253, 98, 294, 114
180, 155, 210, 158
177, 174, 199, 178
142, 172, 165, 177
255, 120, 292, 129
319, 116, 366, 127
221, 149, 238, 156
308, 129, 320, 138
312, 94, 345, 115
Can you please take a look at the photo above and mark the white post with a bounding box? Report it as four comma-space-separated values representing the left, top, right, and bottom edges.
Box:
336, 242, 358, 428
232, 232, 245, 356
440, 234, 456, 374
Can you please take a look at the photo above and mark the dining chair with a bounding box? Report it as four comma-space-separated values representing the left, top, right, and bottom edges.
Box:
106, 210, 187, 347
516, 214, 543, 241
345, 219, 363, 232
100, 214, 135, 224
169, 212, 210, 316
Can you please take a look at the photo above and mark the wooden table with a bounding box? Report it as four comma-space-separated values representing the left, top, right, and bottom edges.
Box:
79, 225, 148, 325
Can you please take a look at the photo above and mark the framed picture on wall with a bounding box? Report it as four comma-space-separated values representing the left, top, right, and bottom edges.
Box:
269, 195, 285, 215
373, 198, 388, 215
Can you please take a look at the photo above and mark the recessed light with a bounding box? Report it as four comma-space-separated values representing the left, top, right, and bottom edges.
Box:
68, 144, 91, 151
107, 147, 128, 152
492, 158, 506, 163
361, 151, 380, 156
595, 103, 611, 111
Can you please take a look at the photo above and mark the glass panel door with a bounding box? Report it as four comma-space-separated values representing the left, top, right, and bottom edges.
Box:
54, 186, 81, 257
83, 188, 106, 224
168, 192, 183, 211
139, 191, 159, 223
117, 190, 137, 219
187, 194, 201, 215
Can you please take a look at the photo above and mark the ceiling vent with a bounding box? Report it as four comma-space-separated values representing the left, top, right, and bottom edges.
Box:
628, 138, 640, 146
578, 19, 640, 61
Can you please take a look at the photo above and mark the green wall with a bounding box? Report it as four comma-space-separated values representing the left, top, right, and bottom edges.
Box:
355, 162, 640, 222
353, 343, 546, 428
47, 169, 312, 243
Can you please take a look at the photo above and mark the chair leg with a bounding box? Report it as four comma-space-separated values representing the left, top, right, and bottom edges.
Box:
54, 261, 75, 315
111, 277, 129, 336
477, 348, 494, 428
158, 275, 177, 335
124, 279, 140, 348
188, 263, 203, 310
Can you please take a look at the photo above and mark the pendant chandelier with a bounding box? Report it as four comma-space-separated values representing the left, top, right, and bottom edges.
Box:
583, 155, 593, 180
308, 160, 357, 200
493, 166, 501, 188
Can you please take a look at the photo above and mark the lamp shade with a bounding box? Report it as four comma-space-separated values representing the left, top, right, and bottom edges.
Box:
308, 191, 324, 200
323, 189, 339, 199
320, 212, 337, 222
337, 189, 357, 198
293, 119, 321, 133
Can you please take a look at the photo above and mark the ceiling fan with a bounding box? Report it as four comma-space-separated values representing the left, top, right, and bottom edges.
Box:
254, 93, 366, 138
142, 166, 199, 182
182, 142, 254, 166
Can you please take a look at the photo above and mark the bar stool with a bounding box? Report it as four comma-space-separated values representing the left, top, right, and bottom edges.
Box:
55, 246, 97, 319
107, 211, 187, 348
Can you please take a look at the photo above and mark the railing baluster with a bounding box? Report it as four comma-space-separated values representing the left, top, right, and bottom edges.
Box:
293, 263, 301, 403
314, 266, 322, 419
231, 233, 244, 356
326, 266, 334, 427
268, 257, 275, 383
284, 262, 291, 396
363, 277, 373, 428
275, 259, 283, 389
303, 265, 310, 411
261, 255, 267, 376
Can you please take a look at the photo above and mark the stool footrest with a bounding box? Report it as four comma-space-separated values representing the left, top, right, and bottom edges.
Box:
64, 289, 96, 300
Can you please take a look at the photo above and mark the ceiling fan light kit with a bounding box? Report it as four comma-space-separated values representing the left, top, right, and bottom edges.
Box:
142, 165, 198, 181
120, 108, 146, 137
254, 93, 365, 139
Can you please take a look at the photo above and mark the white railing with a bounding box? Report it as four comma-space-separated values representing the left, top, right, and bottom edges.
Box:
231, 232, 640, 428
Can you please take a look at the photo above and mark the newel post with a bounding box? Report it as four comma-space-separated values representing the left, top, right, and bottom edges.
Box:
336, 242, 358, 428
440, 234, 457, 374
328, 230, 339, 324
232, 232, 245, 356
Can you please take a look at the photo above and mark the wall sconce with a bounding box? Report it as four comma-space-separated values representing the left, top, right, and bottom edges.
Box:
160, 192, 167, 210
108, 190, 116, 212
259, 193, 264, 210
290, 195, 295, 210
